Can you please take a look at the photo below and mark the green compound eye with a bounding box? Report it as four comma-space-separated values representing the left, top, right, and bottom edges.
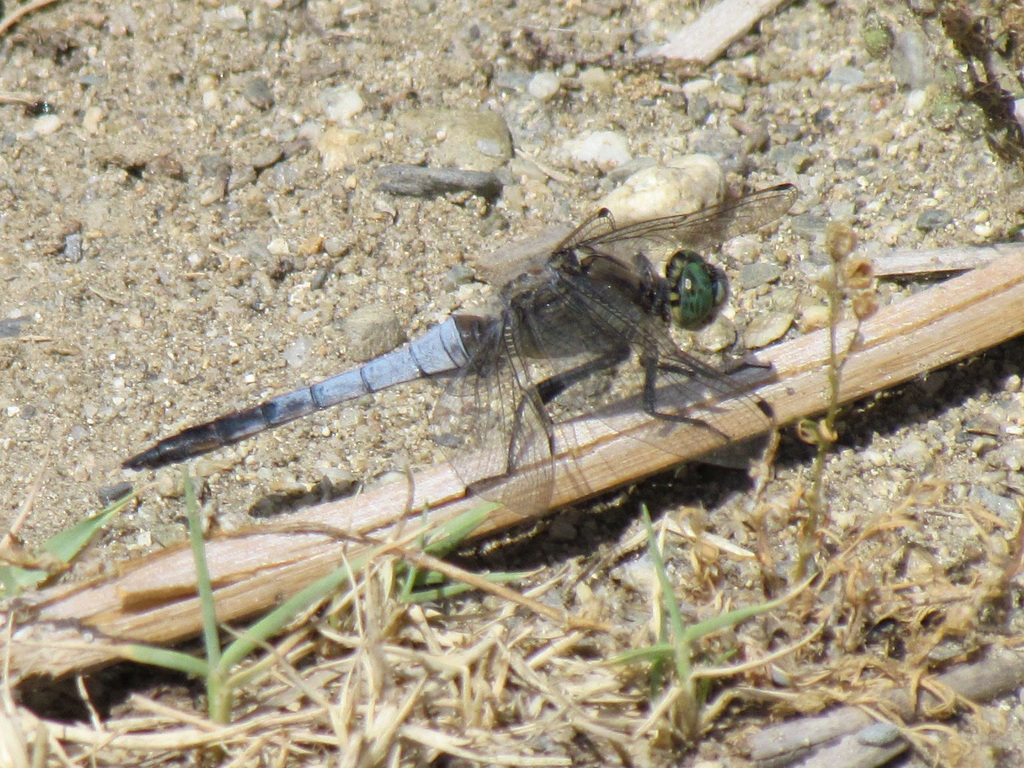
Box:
666, 251, 725, 329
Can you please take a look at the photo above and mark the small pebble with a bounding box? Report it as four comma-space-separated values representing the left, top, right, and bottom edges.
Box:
243, 77, 274, 110
739, 262, 781, 290
892, 27, 934, 88
33, 114, 62, 136
905, 88, 928, 114
528, 72, 560, 101
82, 106, 104, 133
744, 312, 793, 348
227, 165, 257, 191
63, 231, 83, 261
857, 722, 902, 747
323, 236, 350, 258
319, 467, 356, 498
826, 66, 866, 87
770, 145, 813, 173
155, 470, 185, 499
598, 155, 723, 226
916, 208, 952, 231
97, 482, 133, 506
798, 304, 830, 332
283, 335, 314, 368
564, 130, 631, 171
894, 438, 931, 465
718, 91, 744, 111
340, 306, 407, 362
251, 146, 284, 170
320, 86, 364, 123
695, 317, 736, 353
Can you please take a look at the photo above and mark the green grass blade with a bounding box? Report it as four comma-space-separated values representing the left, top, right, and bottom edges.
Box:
0, 488, 134, 596
119, 645, 211, 678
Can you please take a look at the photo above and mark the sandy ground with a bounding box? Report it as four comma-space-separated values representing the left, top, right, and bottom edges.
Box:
3, 0, 1024, 765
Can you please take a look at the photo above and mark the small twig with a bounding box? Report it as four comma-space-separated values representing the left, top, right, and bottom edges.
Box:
0, 0, 64, 37
0, 91, 42, 107
2, 449, 51, 545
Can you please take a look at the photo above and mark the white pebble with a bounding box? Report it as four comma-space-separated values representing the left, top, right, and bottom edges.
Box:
564, 130, 631, 171
33, 114, 62, 136
202, 90, 222, 111
82, 106, 104, 133
320, 86, 365, 124
267, 237, 290, 256
905, 89, 928, 114
528, 72, 561, 101
283, 335, 314, 369
598, 155, 724, 226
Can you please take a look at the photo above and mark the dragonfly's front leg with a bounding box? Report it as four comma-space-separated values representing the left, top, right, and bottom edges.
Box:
639, 353, 731, 438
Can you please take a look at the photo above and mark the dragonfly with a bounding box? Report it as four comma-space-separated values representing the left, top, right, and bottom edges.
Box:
125, 183, 797, 513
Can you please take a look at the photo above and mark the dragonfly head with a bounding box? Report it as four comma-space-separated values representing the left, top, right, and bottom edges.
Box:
665, 250, 726, 330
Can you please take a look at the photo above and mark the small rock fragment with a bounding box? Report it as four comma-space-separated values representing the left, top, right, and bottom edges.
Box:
244, 77, 274, 110
375, 164, 502, 200
916, 209, 952, 231
340, 306, 407, 362
564, 130, 631, 172
528, 72, 561, 101
744, 312, 793, 349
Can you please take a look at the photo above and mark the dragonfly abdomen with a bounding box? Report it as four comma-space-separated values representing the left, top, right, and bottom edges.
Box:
124, 316, 478, 470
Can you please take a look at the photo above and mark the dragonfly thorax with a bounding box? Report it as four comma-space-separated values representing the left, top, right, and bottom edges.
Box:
665, 250, 725, 330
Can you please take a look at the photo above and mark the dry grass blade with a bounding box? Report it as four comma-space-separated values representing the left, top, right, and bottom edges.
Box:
4, 250, 1024, 680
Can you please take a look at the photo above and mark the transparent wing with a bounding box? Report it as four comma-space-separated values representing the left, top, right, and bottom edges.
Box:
525, 267, 774, 462
575, 183, 797, 261
428, 319, 559, 516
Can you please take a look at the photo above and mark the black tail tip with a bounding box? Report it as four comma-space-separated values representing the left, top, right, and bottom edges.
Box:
122, 449, 161, 471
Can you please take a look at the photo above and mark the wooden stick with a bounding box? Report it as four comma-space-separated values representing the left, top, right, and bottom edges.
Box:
638, 0, 791, 65
871, 242, 1023, 277
6, 249, 1024, 680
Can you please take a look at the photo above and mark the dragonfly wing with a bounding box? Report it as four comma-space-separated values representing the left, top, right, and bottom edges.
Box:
429, 319, 557, 516
539, 270, 774, 462
578, 184, 797, 261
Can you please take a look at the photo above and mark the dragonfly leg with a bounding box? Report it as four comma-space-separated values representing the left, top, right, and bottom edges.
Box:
504, 348, 628, 473
639, 355, 732, 439
535, 348, 630, 405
